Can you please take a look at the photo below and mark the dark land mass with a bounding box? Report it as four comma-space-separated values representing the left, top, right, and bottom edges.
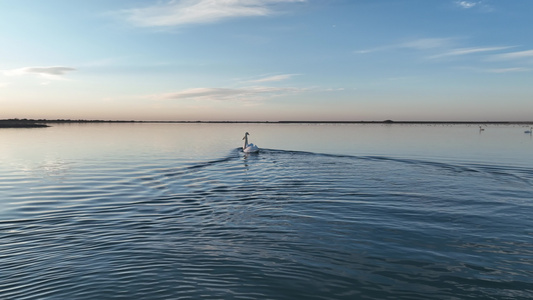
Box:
2, 119, 532, 128
0, 119, 135, 128
0, 119, 49, 128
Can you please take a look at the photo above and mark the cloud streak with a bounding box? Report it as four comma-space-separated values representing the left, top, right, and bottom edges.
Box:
121, 0, 306, 27
454, 1, 494, 12
430, 46, 514, 59
459, 66, 531, 73
356, 38, 512, 58
4, 66, 77, 79
490, 49, 533, 60
355, 37, 531, 75
152, 72, 310, 102
357, 38, 517, 61
356, 38, 455, 54
156, 86, 303, 101
456, 1, 478, 9
486, 67, 530, 73
247, 73, 299, 83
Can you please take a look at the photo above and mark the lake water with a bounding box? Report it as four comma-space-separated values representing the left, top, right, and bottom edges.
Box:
1, 123, 532, 299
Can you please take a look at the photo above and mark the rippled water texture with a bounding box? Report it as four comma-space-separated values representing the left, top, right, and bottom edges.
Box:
1, 124, 532, 299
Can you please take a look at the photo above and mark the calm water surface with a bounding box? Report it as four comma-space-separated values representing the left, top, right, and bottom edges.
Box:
1, 123, 532, 299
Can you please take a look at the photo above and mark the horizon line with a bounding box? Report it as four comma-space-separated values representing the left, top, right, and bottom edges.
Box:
2, 118, 533, 125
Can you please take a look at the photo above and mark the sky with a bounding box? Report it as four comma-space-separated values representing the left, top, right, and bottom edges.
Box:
1, 0, 532, 121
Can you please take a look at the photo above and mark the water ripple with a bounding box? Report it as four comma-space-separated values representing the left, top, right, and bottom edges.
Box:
1, 149, 532, 299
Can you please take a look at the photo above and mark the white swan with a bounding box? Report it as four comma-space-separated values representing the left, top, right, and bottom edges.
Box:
525, 127, 532, 134
242, 132, 259, 153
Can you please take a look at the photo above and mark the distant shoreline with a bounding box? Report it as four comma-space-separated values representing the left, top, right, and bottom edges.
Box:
1, 119, 532, 128
0, 119, 50, 128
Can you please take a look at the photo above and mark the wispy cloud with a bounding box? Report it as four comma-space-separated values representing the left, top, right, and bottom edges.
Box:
120, 0, 306, 28
155, 86, 303, 101
247, 73, 299, 83
357, 38, 515, 61
430, 46, 514, 59
485, 67, 530, 73
490, 49, 533, 60
459, 66, 531, 73
356, 38, 455, 54
355, 37, 529, 75
456, 1, 478, 9
3, 66, 77, 80
454, 1, 494, 12
401, 38, 456, 50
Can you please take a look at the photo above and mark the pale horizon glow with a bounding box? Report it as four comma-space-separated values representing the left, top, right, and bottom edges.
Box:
1, 0, 532, 121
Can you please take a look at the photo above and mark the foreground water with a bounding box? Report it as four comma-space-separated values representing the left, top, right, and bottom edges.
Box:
1, 123, 532, 299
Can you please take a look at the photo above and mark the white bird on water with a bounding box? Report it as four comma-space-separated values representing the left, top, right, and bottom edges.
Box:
242, 132, 259, 153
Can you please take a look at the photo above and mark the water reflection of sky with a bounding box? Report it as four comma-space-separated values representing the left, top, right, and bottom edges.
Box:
0, 123, 531, 169
249, 124, 533, 167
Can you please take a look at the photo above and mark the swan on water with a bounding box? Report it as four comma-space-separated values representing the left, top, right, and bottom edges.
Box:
525, 127, 532, 134
242, 132, 259, 153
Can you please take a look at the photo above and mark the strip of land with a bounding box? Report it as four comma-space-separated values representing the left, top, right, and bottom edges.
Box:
2, 118, 532, 128
0, 119, 49, 128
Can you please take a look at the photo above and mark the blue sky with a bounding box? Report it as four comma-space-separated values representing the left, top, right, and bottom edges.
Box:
1, 0, 532, 121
